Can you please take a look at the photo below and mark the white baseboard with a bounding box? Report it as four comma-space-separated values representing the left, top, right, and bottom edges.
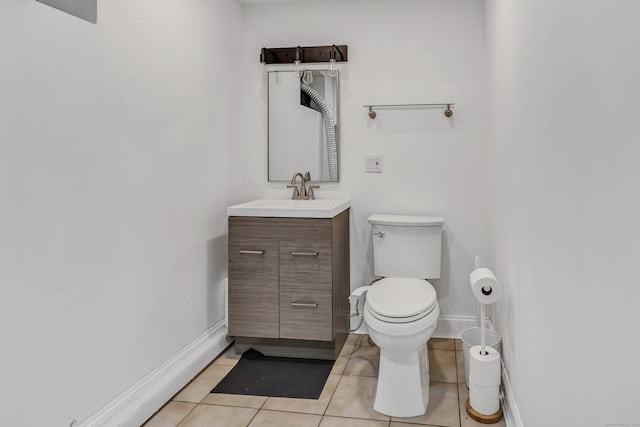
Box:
80, 321, 233, 427
432, 315, 477, 338
500, 364, 524, 427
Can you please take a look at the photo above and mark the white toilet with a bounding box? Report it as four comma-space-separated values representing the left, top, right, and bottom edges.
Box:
363, 214, 444, 418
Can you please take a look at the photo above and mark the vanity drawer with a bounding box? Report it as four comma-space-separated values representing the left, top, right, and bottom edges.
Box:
229, 217, 331, 240
279, 289, 332, 341
279, 240, 332, 291
228, 238, 279, 339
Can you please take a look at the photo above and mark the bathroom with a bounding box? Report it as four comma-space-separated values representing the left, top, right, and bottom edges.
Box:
1, 0, 638, 426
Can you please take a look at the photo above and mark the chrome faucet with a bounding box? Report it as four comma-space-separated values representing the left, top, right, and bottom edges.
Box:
288, 172, 305, 198
287, 171, 320, 200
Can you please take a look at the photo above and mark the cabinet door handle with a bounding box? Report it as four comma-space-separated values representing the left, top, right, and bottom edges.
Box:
291, 251, 319, 256
239, 250, 265, 255
291, 302, 318, 308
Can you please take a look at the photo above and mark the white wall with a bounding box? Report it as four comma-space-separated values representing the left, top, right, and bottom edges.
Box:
236, 0, 490, 319
486, 1, 640, 425
0, 0, 240, 425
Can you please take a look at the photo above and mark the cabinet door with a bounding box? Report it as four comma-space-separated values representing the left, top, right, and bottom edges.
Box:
280, 289, 333, 341
279, 240, 332, 291
228, 238, 279, 338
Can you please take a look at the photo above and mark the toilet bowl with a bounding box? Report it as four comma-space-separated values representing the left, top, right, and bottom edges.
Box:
361, 214, 445, 418
364, 277, 439, 417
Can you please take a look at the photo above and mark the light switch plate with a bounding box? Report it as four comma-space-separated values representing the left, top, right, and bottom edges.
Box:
365, 155, 383, 173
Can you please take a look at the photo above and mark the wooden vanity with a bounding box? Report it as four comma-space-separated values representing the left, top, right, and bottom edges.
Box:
227, 205, 349, 360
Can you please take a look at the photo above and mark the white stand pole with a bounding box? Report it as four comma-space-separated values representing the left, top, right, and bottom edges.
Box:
480, 302, 486, 355
474, 256, 487, 355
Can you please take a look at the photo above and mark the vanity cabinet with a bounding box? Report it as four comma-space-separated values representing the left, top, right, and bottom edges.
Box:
227, 209, 349, 360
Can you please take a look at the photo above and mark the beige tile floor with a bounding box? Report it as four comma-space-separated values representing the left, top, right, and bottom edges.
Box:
144, 335, 506, 427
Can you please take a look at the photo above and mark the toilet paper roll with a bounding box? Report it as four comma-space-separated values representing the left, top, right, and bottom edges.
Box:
469, 268, 501, 304
470, 385, 500, 411
469, 345, 501, 387
470, 389, 500, 415
469, 377, 500, 415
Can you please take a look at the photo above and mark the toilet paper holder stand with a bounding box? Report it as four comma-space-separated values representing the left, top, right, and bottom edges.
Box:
467, 256, 503, 423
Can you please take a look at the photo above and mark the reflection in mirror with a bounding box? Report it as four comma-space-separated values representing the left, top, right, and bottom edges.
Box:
268, 70, 339, 182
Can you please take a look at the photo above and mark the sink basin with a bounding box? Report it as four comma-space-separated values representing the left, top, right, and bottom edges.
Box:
227, 198, 351, 218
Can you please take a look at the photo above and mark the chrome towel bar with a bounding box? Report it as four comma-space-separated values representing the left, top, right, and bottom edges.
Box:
364, 103, 454, 119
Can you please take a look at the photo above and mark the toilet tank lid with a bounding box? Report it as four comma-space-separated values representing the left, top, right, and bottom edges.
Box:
368, 214, 445, 227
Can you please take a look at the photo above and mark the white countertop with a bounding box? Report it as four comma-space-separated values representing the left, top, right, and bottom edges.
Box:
227, 198, 351, 218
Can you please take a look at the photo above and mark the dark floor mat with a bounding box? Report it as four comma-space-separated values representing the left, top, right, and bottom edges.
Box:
210, 349, 334, 399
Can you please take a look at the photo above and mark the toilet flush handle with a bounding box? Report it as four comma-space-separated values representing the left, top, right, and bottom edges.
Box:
374, 231, 385, 238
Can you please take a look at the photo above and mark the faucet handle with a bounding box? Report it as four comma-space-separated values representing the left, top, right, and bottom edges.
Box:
307, 184, 320, 200
286, 184, 300, 197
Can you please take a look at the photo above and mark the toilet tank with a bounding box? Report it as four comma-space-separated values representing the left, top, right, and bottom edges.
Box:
368, 214, 444, 279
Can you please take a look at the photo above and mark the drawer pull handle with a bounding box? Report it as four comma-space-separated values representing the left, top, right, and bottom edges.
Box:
291, 302, 318, 308
291, 251, 319, 256
239, 250, 265, 255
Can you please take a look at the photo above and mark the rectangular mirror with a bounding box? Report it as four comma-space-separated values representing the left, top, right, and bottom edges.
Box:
268, 70, 339, 182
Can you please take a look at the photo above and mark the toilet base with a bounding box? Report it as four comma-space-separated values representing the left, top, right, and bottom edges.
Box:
373, 345, 430, 418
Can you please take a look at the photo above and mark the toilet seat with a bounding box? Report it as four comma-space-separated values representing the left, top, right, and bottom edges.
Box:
366, 278, 437, 324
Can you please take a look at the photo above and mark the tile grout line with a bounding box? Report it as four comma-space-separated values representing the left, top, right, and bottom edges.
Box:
247, 382, 270, 426
453, 350, 462, 427
321, 337, 383, 424
164, 350, 238, 426
456, 381, 463, 427
174, 402, 199, 427
318, 414, 393, 424
175, 345, 249, 426
243, 406, 261, 427
321, 364, 346, 420
454, 349, 463, 427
